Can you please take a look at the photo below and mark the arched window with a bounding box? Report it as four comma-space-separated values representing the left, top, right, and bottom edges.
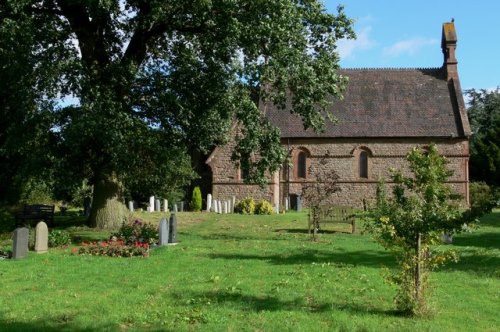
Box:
359, 151, 368, 178
297, 152, 307, 178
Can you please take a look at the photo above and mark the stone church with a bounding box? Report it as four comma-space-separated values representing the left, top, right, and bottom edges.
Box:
206, 21, 471, 210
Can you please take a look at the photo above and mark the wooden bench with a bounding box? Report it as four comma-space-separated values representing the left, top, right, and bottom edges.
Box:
308, 206, 356, 239
15, 204, 55, 228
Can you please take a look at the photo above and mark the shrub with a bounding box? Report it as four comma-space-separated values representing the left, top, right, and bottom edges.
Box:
470, 182, 498, 215
113, 219, 158, 245
235, 197, 255, 214
255, 200, 273, 215
48, 230, 72, 247
191, 186, 202, 212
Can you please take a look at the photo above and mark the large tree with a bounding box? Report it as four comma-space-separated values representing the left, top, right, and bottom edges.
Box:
466, 88, 500, 187
1, 1, 354, 228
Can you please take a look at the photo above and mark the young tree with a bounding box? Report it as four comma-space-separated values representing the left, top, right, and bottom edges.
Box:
0, 1, 354, 228
368, 144, 476, 316
466, 88, 500, 187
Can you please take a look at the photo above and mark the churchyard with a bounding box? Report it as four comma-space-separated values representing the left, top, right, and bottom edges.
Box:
0, 209, 499, 331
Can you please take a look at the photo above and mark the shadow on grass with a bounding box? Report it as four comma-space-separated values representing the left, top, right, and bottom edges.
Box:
171, 290, 402, 317
452, 232, 500, 250
208, 248, 395, 268
0, 316, 115, 332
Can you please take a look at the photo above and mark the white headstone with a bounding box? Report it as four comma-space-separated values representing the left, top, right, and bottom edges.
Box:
218, 200, 222, 214
163, 199, 169, 212
231, 196, 236, 213
207, 194, 212, 212
224, 201, 228, 214
155, 199, 161, 212
214, 200, 218, 213
285, 197, 289, 211
128, 201, 134, 212
148, 196, 155, 213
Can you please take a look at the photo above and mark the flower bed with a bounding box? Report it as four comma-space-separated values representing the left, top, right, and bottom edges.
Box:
74, 239, 149, 257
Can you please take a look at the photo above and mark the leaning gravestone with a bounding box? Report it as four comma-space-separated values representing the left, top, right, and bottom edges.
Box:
12, 227, 29, 259
169, 214, 177, 244
34, 222, 48, 253
159, 218, 169, 246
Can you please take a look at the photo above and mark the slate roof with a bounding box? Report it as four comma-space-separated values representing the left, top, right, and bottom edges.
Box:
264, 68, 469, 138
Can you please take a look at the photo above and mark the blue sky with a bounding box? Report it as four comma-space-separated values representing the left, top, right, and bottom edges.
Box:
325, 0, 500, 91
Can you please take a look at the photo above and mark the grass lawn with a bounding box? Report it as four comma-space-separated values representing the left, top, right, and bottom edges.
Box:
0, 209, 499, 331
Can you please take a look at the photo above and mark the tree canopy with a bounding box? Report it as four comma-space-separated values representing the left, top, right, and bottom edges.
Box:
0, 1, 354, 227
466, 88, 500, 187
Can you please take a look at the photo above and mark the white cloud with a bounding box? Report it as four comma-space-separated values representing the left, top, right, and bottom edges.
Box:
337, 26, 376, 59
382, 37, 438, 57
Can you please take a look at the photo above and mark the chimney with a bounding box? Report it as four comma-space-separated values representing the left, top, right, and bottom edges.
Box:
442, 21, 458, 80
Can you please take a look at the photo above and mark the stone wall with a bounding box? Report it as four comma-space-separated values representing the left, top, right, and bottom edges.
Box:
207, 135, 469, 208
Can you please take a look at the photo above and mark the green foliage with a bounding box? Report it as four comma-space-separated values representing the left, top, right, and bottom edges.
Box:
466, 88, 500, 187
470, 182, 499, 215
48, 230, 71, 247
19, 178, 54, 205
367, 144, 476, 316
235, 197, 256, 215
255, 200, 274, 215
113, 219, 158, 245
190, 187, 202, 212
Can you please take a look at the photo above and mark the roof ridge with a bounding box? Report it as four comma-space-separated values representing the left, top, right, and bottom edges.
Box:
341, 67, 442, 71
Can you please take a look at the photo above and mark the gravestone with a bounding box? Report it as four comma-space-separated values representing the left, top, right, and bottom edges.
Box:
441, 233, 453, 244
224, 201, 228, 214
218, 201, 222, 214
232, 196, 236, 213
163, 199, 169, 212
228, 200, 232, 214
169, 214, 177, 244
206, 194, 212, 212
180, 201, 184, 212
173, 204, 178, 213
214, 200, 218, 213
159, 218, 169, 246
12, 227, 29, 259
34, 222, 48, 253
149, 196, 155, 213
155, 199, 161, 212
128, 201, 134, 212
285, 197, 289, 211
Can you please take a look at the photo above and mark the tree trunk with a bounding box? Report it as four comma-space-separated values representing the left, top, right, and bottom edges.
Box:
415, 232, 422, 305
89, 175, 128, 229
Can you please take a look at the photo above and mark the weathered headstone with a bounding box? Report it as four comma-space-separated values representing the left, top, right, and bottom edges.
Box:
128, 201, 134, 212
285, 197, 289, 211
218, 201, 222, 214
228, 200, 232, 214
169, 214, 177, 244
224, 201, 228, 214
155, 199, 161, 212
231, 196, 236, 213
173, 204, 178, 213
163, 199, 169, 212
214, 200, 218, 213
34, 222, 48, 253
12, 227, 29, 259
159, 218, 169, 246
180, 201, 184, 212
206, 194, 212, 212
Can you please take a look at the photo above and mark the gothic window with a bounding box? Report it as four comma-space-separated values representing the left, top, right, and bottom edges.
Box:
359, 150, 368, 178
297, 152, 307, 179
